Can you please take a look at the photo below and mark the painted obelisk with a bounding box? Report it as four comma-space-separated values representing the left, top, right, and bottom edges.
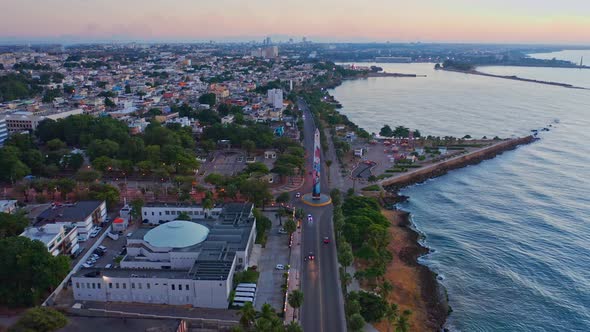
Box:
312, 128, 321, 199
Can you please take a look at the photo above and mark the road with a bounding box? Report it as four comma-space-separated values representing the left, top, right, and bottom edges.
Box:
295, 97, 346, 332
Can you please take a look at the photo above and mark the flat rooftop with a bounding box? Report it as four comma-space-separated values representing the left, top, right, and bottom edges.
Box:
36, 201, 103, 224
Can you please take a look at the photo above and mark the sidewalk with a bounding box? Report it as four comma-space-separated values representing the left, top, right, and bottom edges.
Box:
284, 227, 302, 322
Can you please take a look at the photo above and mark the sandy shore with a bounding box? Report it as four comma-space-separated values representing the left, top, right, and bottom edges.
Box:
371, 209, 448, 332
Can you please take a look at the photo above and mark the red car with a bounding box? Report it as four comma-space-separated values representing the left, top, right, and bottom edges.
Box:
323, 237, 330, 244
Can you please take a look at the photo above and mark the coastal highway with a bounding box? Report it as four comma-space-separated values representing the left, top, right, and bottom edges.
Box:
295, 97, 346, 332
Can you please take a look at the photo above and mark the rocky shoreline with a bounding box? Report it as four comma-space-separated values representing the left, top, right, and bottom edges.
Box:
380, 135, 538, 331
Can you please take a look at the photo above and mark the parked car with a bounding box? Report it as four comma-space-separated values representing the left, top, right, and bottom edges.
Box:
275, 264, 285, 270
278, 228, 288, 234
105, 264, 112, 269
82, 263, 92, 268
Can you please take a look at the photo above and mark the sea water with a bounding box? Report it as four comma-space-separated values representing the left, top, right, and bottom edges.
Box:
332, 56, 590, 331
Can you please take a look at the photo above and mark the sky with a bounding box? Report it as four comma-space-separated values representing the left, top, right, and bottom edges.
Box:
1, 0, 590, 44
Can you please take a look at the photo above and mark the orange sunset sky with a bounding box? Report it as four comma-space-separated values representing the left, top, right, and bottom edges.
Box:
1, 0, 589, 44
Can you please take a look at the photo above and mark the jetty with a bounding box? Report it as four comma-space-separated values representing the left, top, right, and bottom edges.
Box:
380, 136, 536, 191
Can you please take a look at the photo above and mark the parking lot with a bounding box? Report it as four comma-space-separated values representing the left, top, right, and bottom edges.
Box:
254, 211, 291, 311
78, 219, 141, 269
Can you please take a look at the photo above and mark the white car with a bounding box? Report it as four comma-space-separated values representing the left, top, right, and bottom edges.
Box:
82, 263, 92, 268
307, 214, 313, 222
275, 264, 285, 270
295, 192, 301, 198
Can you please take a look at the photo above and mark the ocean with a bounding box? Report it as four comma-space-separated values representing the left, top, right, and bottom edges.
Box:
331, 54, 590, 331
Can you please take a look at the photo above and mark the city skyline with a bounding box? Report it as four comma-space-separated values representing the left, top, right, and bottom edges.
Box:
2, 0, 590, 44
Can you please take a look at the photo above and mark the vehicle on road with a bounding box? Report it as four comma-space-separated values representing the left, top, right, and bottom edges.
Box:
323, 237, 330, 244
308, 252, 315, 260
295, 192, 301, 198
275, 264, 285, 270
307, 214, 313, 222
278, 228, 288, 234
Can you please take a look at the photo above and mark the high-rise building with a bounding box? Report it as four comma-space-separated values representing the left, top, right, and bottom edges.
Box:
267, 89, 284, 109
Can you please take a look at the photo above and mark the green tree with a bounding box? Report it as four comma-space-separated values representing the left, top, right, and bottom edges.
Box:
237, 301, 256, 329
75, 169, 101, 183
283, 218, 297, 236
88, 183, 120, 208
242, 140, 256, 157
395, 309, 412, 332
104, 97, 116, 108
380, 125, 394, 137
55, 178, 76, 200
130, 198, 144, 222
0, 147, 31, 183
46, 138, 66, 151
0, 212, 29, 238
357, 290, 388, 323
392, 126, 410, 138
198, 93, 216, 107
349, 313, 366, 332
245, 162, 270, 175
385, 303, 399, 332
338, 241, 354, 273
285, 321, 303, 332
177, 211, 191, 220
275, 192, 290, 205
287, 289, 304, 321
0, 237, 70, 306
9, 307, 68, 332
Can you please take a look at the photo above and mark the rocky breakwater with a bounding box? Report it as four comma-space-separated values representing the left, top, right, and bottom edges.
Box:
381, 136, 537, 191
378, 135, 536, 331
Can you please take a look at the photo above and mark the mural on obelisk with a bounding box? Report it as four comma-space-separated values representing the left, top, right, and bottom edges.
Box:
312, 128, 321, 199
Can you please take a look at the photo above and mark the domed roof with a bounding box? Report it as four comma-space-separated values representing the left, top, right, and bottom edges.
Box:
144, 220, 209, 248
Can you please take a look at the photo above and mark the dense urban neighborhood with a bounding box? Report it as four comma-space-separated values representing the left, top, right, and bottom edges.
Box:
0, 41, 566, 332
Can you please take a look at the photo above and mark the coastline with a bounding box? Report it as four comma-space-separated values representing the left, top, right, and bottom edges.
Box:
314, 70, 537, 331
440, 67, 589, 90
377, 135, 537, 331
372, 209, 449, 332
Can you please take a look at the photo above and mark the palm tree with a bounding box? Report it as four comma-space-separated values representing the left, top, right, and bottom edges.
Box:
285, 321, 303, 332
340, 269, 352, 295
395, 309, 412, 332
287, 290, 304, 321
380, 280, 394, 299
385, 303, 399, 332
237, 302, 256, 329
325, 159, 333, 183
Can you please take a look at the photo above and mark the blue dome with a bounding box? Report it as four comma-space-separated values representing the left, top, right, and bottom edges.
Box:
144, 220, 209, 248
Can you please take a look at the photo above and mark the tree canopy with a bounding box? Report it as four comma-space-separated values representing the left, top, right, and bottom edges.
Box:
0, 237, 70, 307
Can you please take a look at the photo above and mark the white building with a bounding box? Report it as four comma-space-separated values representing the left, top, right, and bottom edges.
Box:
267, 89, 283, 109
21, 223, 79, 256
35, 201, 107, 236
72, 203, 257, 309
0, 200, 17, 214
221, 114, 234, 125
5, 109, 83, 133
0, 116, 7, 145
